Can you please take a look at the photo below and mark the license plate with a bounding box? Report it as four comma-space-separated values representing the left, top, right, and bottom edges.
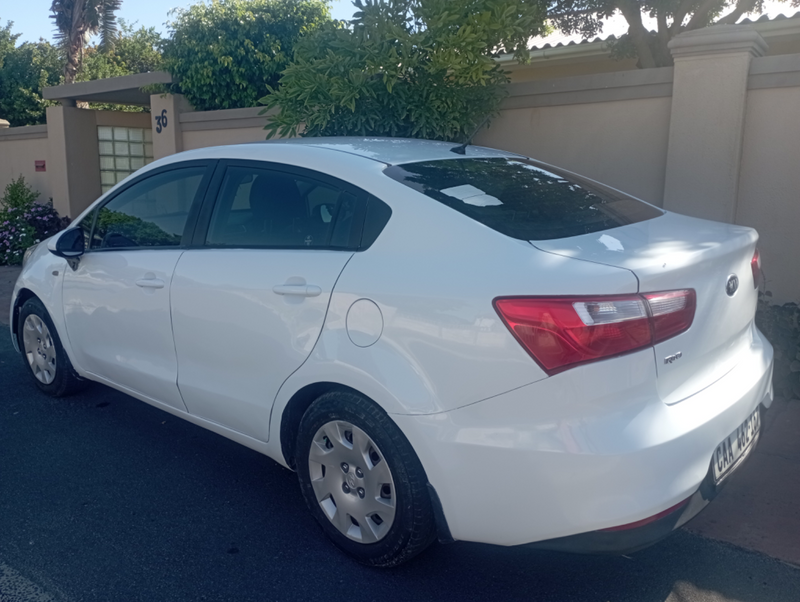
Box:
712, 408, 760, 483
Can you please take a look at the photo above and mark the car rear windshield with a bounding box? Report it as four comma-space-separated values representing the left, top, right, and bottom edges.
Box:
383, 158, 663, 241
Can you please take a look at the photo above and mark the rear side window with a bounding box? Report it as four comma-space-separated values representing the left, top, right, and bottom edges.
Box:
383, 158, 662, 241
205, 166, 361, 249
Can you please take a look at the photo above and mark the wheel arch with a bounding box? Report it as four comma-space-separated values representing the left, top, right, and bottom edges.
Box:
277, 380, 454, 543
12, 288, 40, 347
279, 381, 366, 470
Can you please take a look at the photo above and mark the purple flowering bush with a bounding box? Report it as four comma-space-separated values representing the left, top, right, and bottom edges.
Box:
0, 176, 69, 265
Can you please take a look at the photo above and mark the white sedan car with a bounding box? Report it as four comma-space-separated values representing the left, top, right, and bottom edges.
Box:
10, 138, 773, 567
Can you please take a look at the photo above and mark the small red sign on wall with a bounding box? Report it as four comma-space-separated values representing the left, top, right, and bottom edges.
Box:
35, 160, 46, 172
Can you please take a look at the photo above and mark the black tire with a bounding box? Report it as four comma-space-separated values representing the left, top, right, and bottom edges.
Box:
17, 297, 87, 397
296, 390, 436, 567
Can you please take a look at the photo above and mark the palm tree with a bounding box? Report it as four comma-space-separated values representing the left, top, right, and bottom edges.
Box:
50, 0, 123, 84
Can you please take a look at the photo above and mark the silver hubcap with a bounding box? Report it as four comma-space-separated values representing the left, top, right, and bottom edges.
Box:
22, 314, 57, 385
308, 420, 396, 543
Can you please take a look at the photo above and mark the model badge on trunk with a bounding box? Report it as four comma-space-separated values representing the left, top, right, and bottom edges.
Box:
664, 351, 683, 364
726, 274, 739, 297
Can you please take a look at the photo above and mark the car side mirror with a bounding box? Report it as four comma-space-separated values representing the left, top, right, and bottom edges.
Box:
51, 228, 85, 259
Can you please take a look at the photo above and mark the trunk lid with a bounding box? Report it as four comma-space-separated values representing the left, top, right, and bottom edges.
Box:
532, 212, 759, 404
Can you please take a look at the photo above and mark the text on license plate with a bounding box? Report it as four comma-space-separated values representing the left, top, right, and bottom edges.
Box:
712, 408, 760, 482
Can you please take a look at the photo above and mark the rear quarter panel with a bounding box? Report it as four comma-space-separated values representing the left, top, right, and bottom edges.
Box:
273, 174, 641, 419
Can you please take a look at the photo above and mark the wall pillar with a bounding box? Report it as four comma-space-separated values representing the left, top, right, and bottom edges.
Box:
45, 105, 101, 219
662, 25, 767, 222
150, 94, 188, 159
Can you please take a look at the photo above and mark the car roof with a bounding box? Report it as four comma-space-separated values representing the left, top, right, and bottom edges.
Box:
162, 137, 525, 167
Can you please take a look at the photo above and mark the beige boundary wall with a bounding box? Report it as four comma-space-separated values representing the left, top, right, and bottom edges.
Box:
0, 125, 52, 203
181, 107, 270, 150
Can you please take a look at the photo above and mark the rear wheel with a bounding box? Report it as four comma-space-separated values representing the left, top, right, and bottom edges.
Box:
18, 298, 86, 397
296, 391, 436, 567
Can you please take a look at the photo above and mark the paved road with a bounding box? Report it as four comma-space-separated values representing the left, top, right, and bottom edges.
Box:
1, 334, 799, 602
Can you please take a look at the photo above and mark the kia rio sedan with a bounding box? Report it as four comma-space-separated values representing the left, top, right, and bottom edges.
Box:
10, 138, 773, 567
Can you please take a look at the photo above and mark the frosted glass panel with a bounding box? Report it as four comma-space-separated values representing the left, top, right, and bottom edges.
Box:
99, 126, 153, 186
102, 184, 113, 193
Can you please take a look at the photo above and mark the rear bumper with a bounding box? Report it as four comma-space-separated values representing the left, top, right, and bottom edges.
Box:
522, 410, 762, 554
393, 325, 773, 548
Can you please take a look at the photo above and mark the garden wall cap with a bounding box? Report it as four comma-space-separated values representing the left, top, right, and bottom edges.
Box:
43, 71, 173, 106
669, 25, 769, 58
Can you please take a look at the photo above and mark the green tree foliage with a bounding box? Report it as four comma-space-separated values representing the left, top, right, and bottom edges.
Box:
50, 0, 123, 83
0, 21, 62, 126
77, 20, 163, 112
162, 0, 331, 111
79, 20, 163, 81
549, 0, 799, 68
261, 0, 548, 142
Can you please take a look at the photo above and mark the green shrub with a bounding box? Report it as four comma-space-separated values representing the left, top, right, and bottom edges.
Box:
0, 176, 67, 265
757, 293, 800, 400
262, 0, 548, 142
1, 174, 39, 212
162, 0, 330, 111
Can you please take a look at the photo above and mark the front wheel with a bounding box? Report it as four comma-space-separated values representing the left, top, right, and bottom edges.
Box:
18, 297, 86, 397
295, 391, 436, 567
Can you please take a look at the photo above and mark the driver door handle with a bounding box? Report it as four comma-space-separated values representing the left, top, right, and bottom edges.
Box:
272, 284, 322, 297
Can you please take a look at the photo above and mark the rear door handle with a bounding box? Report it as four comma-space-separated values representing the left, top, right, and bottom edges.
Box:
135, 278, 165, 289
272, 284, 322, 297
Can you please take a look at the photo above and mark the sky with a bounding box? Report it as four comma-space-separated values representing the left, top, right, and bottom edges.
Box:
2, 0, 796, 47
1, 0, 361, 44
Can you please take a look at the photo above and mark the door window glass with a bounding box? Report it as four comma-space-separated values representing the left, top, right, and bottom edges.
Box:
91, 167, 205, 249
206, 166, 353, 248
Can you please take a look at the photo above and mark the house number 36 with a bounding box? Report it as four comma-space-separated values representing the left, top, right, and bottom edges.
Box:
155, 109, 168, 133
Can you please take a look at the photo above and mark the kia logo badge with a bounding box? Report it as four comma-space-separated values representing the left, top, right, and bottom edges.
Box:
726, 274, 739, 297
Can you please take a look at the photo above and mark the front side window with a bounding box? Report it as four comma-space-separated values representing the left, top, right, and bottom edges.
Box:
206, 166, 357, 249
91, 167, 205, 249
384, 158, 663, 241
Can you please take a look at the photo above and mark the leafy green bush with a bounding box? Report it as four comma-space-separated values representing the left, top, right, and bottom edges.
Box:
262, 0, 548, 142
0, 22, 62, 127
757, 293, 800, 400
162, 0, 330, 111
0, 176, 67, 265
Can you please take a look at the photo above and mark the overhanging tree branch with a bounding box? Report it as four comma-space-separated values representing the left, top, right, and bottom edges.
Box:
716, 0, 759, 24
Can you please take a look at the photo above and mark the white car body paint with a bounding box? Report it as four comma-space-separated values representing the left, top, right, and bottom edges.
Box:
10, 138, 774, 550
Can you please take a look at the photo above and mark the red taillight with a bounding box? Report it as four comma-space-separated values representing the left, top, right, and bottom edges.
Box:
644, 290, 696, 343
494, 289, 696, 375
751, 248, 761, 289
